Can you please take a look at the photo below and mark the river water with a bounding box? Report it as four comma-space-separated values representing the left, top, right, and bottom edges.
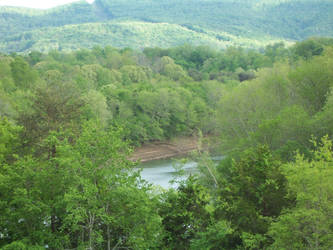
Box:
138, 158, 198, 189
138, 156, 223, 189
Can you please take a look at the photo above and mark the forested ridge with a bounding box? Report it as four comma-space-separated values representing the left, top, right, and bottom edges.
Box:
1, 38, 333, 249
1, 0, 333, 52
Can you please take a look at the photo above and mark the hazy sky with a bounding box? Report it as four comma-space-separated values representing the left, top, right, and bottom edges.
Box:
0, 0, 94, 9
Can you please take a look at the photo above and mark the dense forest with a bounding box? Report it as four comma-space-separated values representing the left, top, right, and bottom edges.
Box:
1, 0, 333, 53
1, 38, 333, 249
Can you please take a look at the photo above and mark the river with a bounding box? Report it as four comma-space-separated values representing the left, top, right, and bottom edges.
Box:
138, 156, 223, 189
138, 158, 198, 188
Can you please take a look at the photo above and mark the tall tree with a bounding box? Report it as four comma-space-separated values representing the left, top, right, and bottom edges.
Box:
269, 136, 333, 249
215, 146, 291, 248
10, 56, 38, 89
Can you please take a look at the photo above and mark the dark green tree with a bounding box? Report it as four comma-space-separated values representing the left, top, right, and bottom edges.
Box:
159, 176, 212, 249
215, 146, 291, 248
10, 56, 38, 89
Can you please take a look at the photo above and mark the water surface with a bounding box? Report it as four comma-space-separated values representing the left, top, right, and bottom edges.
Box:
138, 158, 198, 189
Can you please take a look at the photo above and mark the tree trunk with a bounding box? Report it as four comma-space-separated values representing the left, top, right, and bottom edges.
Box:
107, 224, 111, 250
51, 214, 56, 233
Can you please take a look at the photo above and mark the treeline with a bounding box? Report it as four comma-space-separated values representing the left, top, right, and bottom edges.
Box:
1, 40, 303, 145
0, 2, 104, 39
194, 38, 333, 249
218, 38, 333, 160
2, 0, 333, 53
96, 0, 333, 40
0, 38, 333, 249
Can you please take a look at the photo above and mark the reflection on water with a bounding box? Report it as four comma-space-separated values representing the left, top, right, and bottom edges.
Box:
138, 158, 198, 189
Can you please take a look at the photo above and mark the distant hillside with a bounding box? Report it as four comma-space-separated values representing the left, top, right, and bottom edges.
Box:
0, 0, 332, 53
0, 1, 107, 38
95, 0, 333, 39
0, 21, 288, 53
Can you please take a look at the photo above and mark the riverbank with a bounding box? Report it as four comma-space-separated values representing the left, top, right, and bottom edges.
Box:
129, 137, 204, 163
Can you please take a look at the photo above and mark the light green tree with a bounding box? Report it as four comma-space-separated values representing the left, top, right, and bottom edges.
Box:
269, 136, 333, 249
63, 121, 163, 249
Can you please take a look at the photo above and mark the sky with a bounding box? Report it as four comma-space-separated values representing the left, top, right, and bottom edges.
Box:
0, 0, 94, 9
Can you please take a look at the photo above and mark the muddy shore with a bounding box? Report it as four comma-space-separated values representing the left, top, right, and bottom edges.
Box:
129, 137, 202, 163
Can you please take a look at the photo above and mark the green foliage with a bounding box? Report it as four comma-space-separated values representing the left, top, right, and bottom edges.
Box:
62, 121, 163, 249
214, 146, 290, 248
217, 45, 333, 158
190, 220, 235, 250
159, 56, 189, 81
269, 136, 333, 249
0, 21, 281, 54
0, 1, 104, 40
253, 105, 311, 160
293, 38, 325, 60
1, 241, 44, 250
2, 0, 333, 53
10, 56, 38, 89
0, 146, 73, 248
0, 117, 21, 164
120, 64, 150, 84
17, 79, 85, 155
1, 40, 333, 249
289, 53, 333, 114
0, 123, 163, 249
96, 0, 333, 40
159, 176, 212, 249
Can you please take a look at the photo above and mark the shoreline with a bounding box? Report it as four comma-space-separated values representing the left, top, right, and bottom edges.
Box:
128, 137, 201, 163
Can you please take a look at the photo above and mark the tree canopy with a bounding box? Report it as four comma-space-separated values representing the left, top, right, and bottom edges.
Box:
0, 39, 333, 249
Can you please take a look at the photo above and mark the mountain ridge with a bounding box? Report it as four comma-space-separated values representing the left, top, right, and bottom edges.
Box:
0, 0, 332, 53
